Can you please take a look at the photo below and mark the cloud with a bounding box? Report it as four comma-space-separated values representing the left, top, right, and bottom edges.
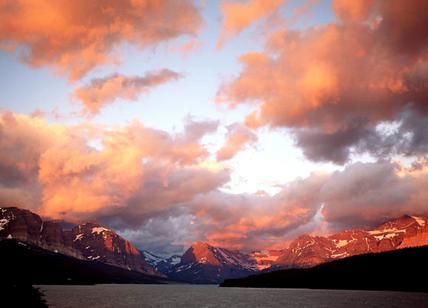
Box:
170, 39, 203, 58
2, 112, 428, 254
332, 0, 375, 23
217, 0, 284, 47
0, 0, 202, 80
216, 123, 257, 161
73, 69, 182, 116
321, 161, 428, 228
0, 110, 324, 252
195, 160, 428, 251
190, 172, 327, 250
0, 111, 223, 220
217, 0, 428, 163
295, 118, 370, 164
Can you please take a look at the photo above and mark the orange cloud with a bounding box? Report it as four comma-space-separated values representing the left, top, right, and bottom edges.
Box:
0, 0, 202, 80
332, 0, 375, 23
218, 0, 284, 47
216, 123, 257, 161
73, 69, 182, 116
190, 159, 428, 251
189, 173, 327, 250
0, 112, 222, 219
170, 39, 203, 58
218, 0, 428, 163
0, 111, 326, 251
3, 111, 428, 253
320, 161, 428, 227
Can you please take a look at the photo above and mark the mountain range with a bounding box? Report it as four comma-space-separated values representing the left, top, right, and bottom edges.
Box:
220, 245, 428, 292
1, 206, 428, 284
0, 207, 159, 277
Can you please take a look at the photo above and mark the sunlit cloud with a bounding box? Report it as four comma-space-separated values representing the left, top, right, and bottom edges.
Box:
73, 69, 182, 116
216, 123, 257, 161
217, 0, 284, 48
218, 0, 428, 164
0, 0, 202, 80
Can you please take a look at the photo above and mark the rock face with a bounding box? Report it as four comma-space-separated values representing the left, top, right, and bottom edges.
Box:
274, 215, 428, 268
0, 207, 43, 244
41, 221, 83, 258
71, 222, 158, 276
0, 207, 159, 276
0, 207, 82, 258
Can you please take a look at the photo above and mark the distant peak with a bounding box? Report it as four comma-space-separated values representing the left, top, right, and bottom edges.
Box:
80, 221, 102, 227
379, 214, 427, 227
295, 234, 316, 241
190, 241, 211, 249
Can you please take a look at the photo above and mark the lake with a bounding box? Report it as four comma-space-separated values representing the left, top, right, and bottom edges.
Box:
39, 284, 428, 308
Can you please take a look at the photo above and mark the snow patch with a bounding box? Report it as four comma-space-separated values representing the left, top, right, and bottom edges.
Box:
331, 252, 348, 258
170, 256, 181, 265
374, 233, 399, 240
92, 227, 109, 234
74, 233, 84, 241
368, 228, 406, 235
255, 264, 271, 270
0, 218, 9, 231
144, 253, 182, 269
412, 216, 426, 227
335, 240, 349, 248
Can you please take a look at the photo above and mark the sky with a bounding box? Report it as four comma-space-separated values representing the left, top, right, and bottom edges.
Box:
0, 0, 428, 255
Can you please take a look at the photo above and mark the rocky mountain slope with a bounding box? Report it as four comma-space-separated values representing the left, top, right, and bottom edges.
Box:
141, 243, 283, 284
274, 215, 428, 268
221, 245, 428, 293
166, 242, 259, 284
0, 207, 159, 276
142, 216, 428, 283
1, 239, 167, 285
0, 207, 82, 258
71, 222, 158, 275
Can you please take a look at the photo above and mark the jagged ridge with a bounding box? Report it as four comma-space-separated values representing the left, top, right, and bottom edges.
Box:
0, 207, 160, 276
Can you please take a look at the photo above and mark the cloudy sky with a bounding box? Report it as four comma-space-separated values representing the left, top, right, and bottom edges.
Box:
1, 0, 427, 255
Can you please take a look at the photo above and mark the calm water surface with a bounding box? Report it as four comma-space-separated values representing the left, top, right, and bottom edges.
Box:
39, 284, 428, 308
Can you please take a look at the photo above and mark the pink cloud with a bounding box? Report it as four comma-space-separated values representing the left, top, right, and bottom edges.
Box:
0, 0, 202, 80
73, 69, 182, 116
216, 123, 257, 161
217, 0, 284, 47
217, 0, 428, 163
2, 112, 428, 252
